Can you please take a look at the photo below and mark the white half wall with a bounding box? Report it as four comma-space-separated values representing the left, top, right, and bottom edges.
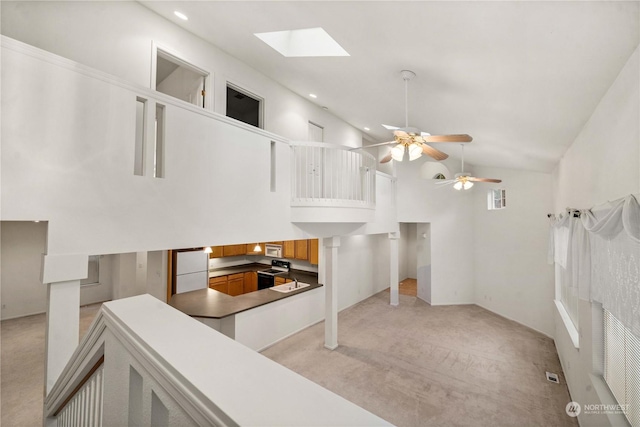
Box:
472, 166, 554, 337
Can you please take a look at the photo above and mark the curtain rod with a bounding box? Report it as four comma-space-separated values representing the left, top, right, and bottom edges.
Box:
547, 208, 581, 218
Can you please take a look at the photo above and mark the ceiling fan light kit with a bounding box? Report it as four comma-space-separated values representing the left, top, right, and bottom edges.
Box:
438, 144, 502, 191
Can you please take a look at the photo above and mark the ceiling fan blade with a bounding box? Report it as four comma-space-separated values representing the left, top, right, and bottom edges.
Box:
382, 124, 401, 130
380, 152, 393, 164
421, 144, 449, 161
469, 177, 502, 183
435, 179, 456, 185
362, 140, 397, 149
423, 134, 473, 143
394, 130, 409, 138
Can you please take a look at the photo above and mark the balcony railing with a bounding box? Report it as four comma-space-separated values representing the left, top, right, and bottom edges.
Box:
290, 142, 376, 208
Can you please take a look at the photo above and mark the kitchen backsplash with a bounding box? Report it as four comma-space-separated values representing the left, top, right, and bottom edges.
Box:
208, 254, 318, 273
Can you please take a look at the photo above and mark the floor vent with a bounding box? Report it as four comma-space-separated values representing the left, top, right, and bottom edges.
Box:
546, 372, 559, 383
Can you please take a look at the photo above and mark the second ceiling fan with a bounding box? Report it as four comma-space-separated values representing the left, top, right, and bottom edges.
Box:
368, 70, 473, 163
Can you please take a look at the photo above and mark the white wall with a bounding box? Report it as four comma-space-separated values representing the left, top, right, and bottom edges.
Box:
416, 223, 431, 303
146, 251, 168, 302
1, 222, 116, 320
337, 234, 391, 311
396, 157, 476, 305
472, 166, 554, 337
0, 1, 362, 148
550, 45, 639, 427
79, 255, 114, 307
553, 46, 640, 210
1, 221, 49, 319
398, 223, 409, 280
405, 223, 417, 278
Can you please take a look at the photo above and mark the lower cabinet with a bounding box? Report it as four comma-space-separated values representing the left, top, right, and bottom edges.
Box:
227, 273, 244, 296
244, 272, 257, 293
210, 272, 259, 296
209, 276, 228, 294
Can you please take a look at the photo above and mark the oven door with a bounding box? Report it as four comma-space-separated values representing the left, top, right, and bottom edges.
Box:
257, 273, 275, 290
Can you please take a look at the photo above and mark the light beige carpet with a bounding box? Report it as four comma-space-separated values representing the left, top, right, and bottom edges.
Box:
262, 291, 578, 427
1, 303, 102, 427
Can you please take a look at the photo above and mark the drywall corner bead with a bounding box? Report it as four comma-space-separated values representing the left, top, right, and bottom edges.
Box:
41, 253, 89, 284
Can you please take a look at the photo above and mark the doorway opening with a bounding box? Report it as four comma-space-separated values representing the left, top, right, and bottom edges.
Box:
398, 223, 431, 303
153, 45, 211, 109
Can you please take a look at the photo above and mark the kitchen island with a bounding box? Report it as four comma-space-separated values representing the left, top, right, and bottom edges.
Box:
170, 264, 324, 351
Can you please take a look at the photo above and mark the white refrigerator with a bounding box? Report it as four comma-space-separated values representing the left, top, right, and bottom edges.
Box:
176, 250, 208, 294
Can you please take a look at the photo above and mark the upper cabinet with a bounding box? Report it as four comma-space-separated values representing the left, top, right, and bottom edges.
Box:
282, 241, 295, 259
210, 246, 224, 258
309, 239, 319, 265
294, 240, 308, 261
206, 239, 319, 264
222, 244, 246, 257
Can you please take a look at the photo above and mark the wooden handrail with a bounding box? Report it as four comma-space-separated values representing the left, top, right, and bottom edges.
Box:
52, 355, 104, 416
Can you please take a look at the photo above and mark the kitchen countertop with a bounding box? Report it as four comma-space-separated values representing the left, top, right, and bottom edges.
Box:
170, 263, 322, 319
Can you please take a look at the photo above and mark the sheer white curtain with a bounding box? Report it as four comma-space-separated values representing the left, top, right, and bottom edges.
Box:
550, 195, 640, 338
582, 196, 640, 338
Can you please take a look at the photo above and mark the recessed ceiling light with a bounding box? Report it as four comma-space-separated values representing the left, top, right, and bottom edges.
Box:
255, 27, 349, 57
364, 127, 370, 131
174, 11, 188, 21
309, 94, 317, 99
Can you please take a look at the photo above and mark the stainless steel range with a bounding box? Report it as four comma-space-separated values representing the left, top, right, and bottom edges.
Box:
257, 260, 290, 290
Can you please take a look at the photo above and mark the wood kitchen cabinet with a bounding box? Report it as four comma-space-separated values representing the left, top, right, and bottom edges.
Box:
244, 271, 257, 293
227, 273, 244, 296
223, 244, 246, 257
208, 246, 224, 258
309, 239, 319, 265
294, 239, 308, 260
283, 240, 295, 258
209, 276, 228, 294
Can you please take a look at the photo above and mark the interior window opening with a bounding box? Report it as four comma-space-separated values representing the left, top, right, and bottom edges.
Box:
226, 84, 263, 128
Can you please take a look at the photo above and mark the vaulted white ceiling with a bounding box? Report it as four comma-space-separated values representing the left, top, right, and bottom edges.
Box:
140, 1, 639, 172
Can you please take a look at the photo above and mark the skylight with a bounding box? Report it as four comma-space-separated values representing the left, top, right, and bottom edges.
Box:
254, 27, 349, 57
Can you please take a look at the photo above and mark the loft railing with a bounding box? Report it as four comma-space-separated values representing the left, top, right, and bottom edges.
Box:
290, 142, 376, 208
44, 294, 390, 427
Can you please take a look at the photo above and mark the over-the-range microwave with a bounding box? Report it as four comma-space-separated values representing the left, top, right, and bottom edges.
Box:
264, 244, 283, 258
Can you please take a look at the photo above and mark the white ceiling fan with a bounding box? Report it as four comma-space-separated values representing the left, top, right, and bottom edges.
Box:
437, 144, 502, 190
364, 70, 473, 163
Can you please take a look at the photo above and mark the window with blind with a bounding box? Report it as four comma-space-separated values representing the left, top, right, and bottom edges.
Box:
603, 309, 640, 426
